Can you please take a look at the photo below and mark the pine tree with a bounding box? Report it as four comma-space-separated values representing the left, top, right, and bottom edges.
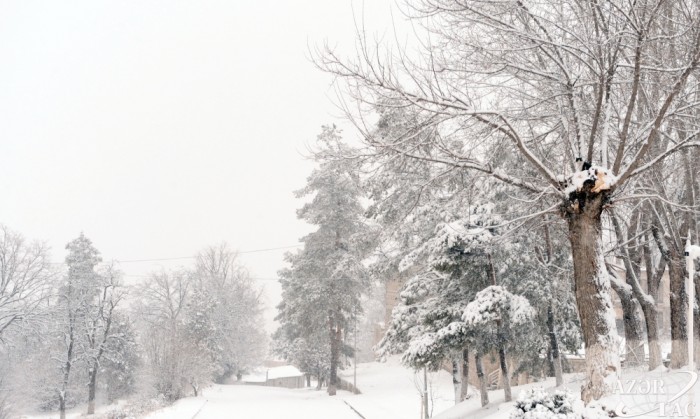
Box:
275, 125, 369, 396
58, 233, 101, 419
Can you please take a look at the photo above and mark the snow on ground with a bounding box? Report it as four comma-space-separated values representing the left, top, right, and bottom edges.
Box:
144, 356, 456, 419
433, 375, 574, 419
338, 356, 456, 419
21, 400, 129, 419
436, 366, 700, 419
144, 385, 359, 419
31, 362, 700, 419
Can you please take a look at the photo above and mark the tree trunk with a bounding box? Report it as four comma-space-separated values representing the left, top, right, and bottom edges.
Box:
693, 259, 700, 369
460, 348, 470, 401
612, 283, 645, 367
474, 352, 489, 407
306, 374, 311, 387
564, 189, 620, 403
328, 313, 340, 396
642, 301, 663, 370
451, 358, 460, 405
497, 328, 512, 402
59, 392, 66, 419
669, 251, 688, 368
547, 305, 564, 386
643, 235, 664, 370
486, 253, 512, 401
612, 212, 661, 371
543, 223, 564, 385
60, 335, 74, 419
87, 366, 97, 414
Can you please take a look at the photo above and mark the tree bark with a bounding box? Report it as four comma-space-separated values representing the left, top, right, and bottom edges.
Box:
669, 251, 689, 368
59, 392, 66, 419
328, 313, 341, 396
460, 348, 470, 401
612, 212, 661, 371
610, 281, 645, 367
474, 352, 489, 407
497, 329, 512, 402
87, 367, 97, 414
563, 188, 620, 403
543, 222, 564, 385
547, 305, 564, 386
607, 210, 645, 368
452, 358, 460, 405
486, 253, 512, 402
60, 318, 75, 419
643, 233, 664, 370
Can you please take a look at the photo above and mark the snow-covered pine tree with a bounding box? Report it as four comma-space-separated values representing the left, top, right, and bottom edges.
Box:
58, 234, 102, 419
378, 202, 504, 405
274, 125, 369, 396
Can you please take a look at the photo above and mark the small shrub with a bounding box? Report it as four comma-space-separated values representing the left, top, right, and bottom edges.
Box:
511, 387, 578, 419
91, 394, 168, 419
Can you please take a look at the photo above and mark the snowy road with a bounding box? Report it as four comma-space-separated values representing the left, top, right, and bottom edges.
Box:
146, 385, 361, 419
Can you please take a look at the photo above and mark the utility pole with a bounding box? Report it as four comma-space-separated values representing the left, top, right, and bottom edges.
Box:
686, 238, 696, 418
423, 367, 429, 419
353, 307, 357, 393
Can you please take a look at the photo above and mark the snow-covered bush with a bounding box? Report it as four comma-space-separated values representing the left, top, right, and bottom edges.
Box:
92, 394, 167, 419
510, 387, 578, 419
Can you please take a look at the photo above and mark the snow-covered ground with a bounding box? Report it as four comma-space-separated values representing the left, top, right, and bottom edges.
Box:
30, 359, 700, 419
433, 375, 573, 419
141, 356, 456, 419
338, 356, 455, 419
21, 400, 130, 419
144, 385, 359, 419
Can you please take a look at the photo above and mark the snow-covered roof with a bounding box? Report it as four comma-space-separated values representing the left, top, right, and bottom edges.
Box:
266, 365, 303, 379
241, 372, 267, 383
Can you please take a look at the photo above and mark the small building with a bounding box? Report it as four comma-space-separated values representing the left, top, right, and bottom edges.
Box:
265, 365, 305, 389
242, 365, 305, 389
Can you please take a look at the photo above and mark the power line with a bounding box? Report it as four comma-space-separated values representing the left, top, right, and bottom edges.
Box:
51, 244, 303, 265
115, 244, 302, 263
120, 274, 281, 282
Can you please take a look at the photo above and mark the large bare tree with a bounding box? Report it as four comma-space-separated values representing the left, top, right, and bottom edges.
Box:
0, 225, 52, 340
318, 0, 700, 402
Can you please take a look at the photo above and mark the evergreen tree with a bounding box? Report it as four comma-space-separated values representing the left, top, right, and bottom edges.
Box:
274, 125, 369, 395
57, 233, 102, 419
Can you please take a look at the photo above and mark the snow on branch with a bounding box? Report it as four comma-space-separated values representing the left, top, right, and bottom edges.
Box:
462, 285, 534, 326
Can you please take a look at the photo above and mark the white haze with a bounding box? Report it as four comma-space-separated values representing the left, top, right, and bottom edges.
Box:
0, 0, 406, 331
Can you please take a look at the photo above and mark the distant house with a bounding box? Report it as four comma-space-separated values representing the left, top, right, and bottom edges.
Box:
242, 365, 305, 389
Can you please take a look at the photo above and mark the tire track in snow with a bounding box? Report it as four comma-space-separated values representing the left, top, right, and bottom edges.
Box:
343, 400, 366, 419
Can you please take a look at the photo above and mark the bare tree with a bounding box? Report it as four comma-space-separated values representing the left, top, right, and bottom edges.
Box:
317, 0, 700, 402
0, 225, 52, 340
193, 243, 266, 381
135, 270, 190, 401
83, 263, 126, 415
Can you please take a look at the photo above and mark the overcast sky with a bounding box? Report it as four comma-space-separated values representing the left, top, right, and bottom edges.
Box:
0, 0, 409, 330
